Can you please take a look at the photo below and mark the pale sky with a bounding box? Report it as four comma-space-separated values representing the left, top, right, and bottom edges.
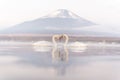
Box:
0, 0, 120, 30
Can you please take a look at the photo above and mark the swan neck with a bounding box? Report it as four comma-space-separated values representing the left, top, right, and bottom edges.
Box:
52, 35, 57, 47
64, 34, 69, 46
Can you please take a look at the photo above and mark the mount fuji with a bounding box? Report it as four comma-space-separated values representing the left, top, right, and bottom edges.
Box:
1, 9, 96, 34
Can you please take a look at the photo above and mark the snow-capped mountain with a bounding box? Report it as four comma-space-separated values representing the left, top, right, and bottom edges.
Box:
1, 9, 96, 34
2, 9, 119, 37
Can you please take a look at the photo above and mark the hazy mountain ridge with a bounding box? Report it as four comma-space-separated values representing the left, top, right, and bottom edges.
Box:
1, 9, 119, 37
0, 9, 95, 34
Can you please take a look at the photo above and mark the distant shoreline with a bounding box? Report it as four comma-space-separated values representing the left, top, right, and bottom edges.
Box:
0, 34, 120, 43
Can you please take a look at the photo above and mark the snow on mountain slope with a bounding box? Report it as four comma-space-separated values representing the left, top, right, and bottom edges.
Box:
43, 9, 80, 19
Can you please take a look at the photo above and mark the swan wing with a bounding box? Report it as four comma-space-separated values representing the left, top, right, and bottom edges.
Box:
33, 41, 52, 47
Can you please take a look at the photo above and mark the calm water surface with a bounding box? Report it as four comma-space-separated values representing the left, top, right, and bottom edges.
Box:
0, 41, 120, 80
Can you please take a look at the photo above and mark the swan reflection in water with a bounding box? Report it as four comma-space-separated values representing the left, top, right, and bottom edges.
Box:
52, 44, 69, 62
33, 34, 87, 61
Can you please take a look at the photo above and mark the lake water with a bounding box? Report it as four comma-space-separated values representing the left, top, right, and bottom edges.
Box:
0, 41, 120, 80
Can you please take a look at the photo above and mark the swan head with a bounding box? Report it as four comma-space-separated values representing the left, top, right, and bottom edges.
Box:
52, 34, 69, 43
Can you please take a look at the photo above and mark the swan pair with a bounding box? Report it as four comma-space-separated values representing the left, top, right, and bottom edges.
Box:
33, 34, 87, 52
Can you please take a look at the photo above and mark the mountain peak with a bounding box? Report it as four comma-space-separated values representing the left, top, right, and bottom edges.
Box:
1, 9, 96, 34
43, 9, 80, 19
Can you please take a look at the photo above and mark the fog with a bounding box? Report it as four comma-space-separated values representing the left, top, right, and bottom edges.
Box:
0, 0, 120, 33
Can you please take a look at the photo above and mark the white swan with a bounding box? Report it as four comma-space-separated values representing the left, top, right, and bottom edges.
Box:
56, 34, 87, 52
33, 34, 63, 52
